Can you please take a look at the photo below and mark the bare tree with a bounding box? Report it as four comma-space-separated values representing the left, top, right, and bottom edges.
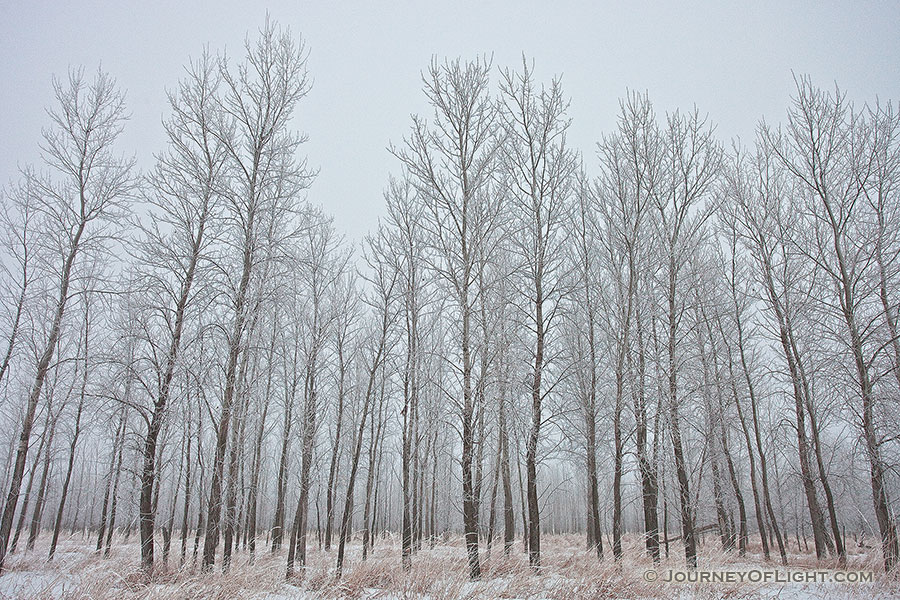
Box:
726, 137, 835, 560
0, 68, 133, 574
380, 176, 431, 571
595, 91, 657, 561
201, 19, 313, 572
567, 174, 605, 559
771, 77, 897, 570
286, 215, 346, 577
48, 290, 93, 560
0, 180, 37, 392
131, 51, 225, 574
393, 57, 499, 580
652, 105, 721, 568
324, 272, 360, 551
497, 58, 576, 568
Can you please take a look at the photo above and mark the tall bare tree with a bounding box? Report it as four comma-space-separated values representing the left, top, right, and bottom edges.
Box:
498, 58, 576, 568
595, 92, 657, 560
653, 105, 721, 568
771, 77, 897, 571
133, 52, 225, 574
0, 68, 133, 574
201, 19, 313, 572
393, 57, 500, 580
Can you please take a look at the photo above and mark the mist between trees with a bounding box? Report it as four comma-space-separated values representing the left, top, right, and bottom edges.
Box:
0, 18, 899, 584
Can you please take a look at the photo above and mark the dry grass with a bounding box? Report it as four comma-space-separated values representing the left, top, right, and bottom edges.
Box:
0, 532, 897, 599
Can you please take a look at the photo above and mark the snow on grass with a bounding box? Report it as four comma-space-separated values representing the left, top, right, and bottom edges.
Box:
0, 533, 895, 599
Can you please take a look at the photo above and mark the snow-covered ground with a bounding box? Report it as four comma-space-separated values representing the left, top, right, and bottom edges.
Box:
1, 533, 896, 599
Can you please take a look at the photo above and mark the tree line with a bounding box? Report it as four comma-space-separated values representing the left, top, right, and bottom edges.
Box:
0, 20, 899, 581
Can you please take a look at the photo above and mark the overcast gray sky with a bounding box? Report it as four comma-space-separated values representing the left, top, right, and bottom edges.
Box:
2, 1, 899, 242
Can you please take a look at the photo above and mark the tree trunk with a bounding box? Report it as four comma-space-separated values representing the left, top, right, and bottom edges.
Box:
336, 363, 379, 576
247, 326, 274, 562
223, 346, 253, 572
201, 227, 254, 572
180, 403, 194, 564
286, 354, 321, 578
48, 371, 87, 560
11, 404, 54, 555
612, 366, 625, 560
805, 392, 844, 561
361, 393, 380, 561
105, 407, 127, 557
667, 266, 697, 568
271, 385, 294, 551
324, 344, 347, 552
27, 402, 60, 552
733, 292, 787, 564
633, 312, 659, 562
526, 289, 544, 568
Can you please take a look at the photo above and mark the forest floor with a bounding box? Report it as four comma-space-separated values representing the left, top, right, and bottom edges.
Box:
0, 532, 897, 599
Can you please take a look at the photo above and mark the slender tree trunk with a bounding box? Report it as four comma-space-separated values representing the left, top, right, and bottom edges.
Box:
612, 365, 625, 560
247, 326, 274, 562
139, 210, 206, 572
336, 366, 378, 576
833, 236, 899, 571
163, 440, 184, 566
704, 312, 749, 554
180, 403, 194, 564
634, 312, 659, 562
361, 386, 383, 560
70, 457, 87, 535
287, 354, 321, 578
733, 294, 787, 565
272, 336, 300, 553
271, 385, 294, 551
526, 288, 544, 568
875, 208, 900, 392
485, 423, 502, 555
415, 420, 425, 552
766, 269, 831, 558
0, 243, 28, 391
805, 394, 844, 561
696, 315, 738, 552
718, 311, 768, 560
202, 230, 253, 572
400, 309, 415, 570
461, 294, 481, 579
104, 408, 127, 557
48, 380, 86, 560
430, 432, 439, 548
11, 405, 54, 555
223, 345, 253, 572
718, 402, 748, 555
324, 345, 346, 552
27, 402, 60, 552
49, 304, 86, 561
411, 391, 421, 552
667, 265, 697, 568
499, 377, 515, 556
